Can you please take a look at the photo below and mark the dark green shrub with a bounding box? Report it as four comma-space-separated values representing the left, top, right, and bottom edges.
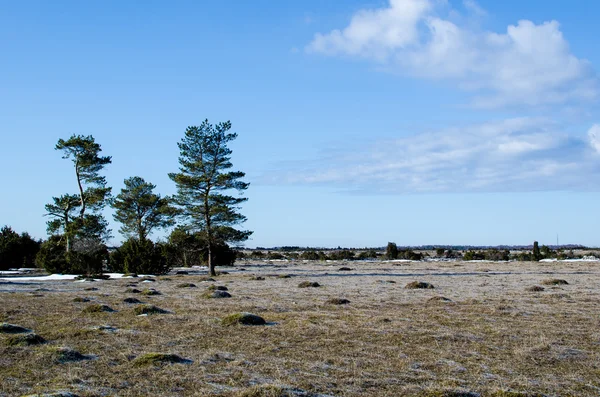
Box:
300, 250, 319, 260
532, 241, 541, 261
36, 235, 106, 275
329, 250, 355, 260
386, 242, 398, 259
357, 250, 378, 260
463, 250, 485, 261
109, 238, 172, 275
0, 226, 41, 270
267, 252, 285, 260
35, 236, 68, 273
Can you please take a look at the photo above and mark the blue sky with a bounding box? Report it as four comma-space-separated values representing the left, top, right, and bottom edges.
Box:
1, 0, 599, 248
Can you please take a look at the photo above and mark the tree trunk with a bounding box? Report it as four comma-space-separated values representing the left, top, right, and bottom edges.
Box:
207, 240, 215, 276
75, 161, 86, 220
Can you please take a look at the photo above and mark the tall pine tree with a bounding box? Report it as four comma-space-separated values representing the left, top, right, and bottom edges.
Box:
169, 120, 251, 276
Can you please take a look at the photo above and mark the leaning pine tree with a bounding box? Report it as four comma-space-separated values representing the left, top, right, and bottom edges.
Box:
169, 120, 252, 276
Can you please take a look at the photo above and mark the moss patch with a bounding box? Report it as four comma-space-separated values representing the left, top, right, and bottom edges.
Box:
52, 347, 91, 363
21, 392, 80, 397
298, 281, 320, 288
541, 279, 569, 285
428, 296, 452, 302
405, 281, 435, 289
72, 297, 90, 303
134, 305, 168, 315
132, 352, 192, 367
6, 333, 47, 346
82, 304, 115, 314
221, 312, 266, 326
326, 298, 350, 305
176, 283, 197, 288
141, 289, 161, 296
0, 323, 31, 334
202, 290, 232, 299
123, 297, 143, 304
526, 286, 545, 292
206, 285, 228, 291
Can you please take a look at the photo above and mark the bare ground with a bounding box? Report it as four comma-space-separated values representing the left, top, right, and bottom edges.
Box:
1, 260, 599, 396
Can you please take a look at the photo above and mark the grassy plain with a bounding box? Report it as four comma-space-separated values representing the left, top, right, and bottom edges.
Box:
1, 260, 599, 396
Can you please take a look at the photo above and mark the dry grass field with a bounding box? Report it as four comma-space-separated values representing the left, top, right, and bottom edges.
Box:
1, 260, 599, 397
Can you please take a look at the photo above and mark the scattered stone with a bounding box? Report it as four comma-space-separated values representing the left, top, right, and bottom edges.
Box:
125, 288, 141, 294
199, 277, 216, 282
327, 298, 350, 305
541, 279, 569, 286
0, 323, 31, 334
203, 290, 232, 299
132, 353, 192, 366
122, 273, 138, 278
207, 285, 228, 291
21, 392, 80, 397
83, 287, 98, 291
216, 271, 229, 275
249, 276, 265, 281
277, 274, 292, 278
176, 283, 197, 288
72, 297, 90, 303
175, 271, 189, 275
526, 286, 545, 292
428, 296, 452, 302
6, 333, 47, 346
123, 297, 143, 304
125, 283, 138, 287
141, 289, 161, 296
221, 312, 266, 326
82, 304, 115, 314
405, 281, 435, 289
298, 281, 320, 288
134, 305, 169, 315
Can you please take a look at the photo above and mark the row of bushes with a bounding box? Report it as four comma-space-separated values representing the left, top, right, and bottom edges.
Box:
35, 236, 237, 275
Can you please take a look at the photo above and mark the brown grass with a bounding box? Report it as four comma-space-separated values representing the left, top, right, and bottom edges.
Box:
0, 260, 599, 396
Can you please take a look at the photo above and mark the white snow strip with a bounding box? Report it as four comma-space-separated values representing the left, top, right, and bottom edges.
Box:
0, 273, 156, 282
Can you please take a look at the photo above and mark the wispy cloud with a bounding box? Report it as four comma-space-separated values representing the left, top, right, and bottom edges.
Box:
306, 0, 597, 108
265, 118, 600, 193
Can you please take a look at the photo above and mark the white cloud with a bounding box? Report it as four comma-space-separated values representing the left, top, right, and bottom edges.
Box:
306, 0, 597, 108
266, 118, 600, 193
588, 124, 600, 153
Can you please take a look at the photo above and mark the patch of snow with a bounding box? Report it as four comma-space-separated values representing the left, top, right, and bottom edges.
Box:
0, 274, 79, 281
0, 271, 22, 275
